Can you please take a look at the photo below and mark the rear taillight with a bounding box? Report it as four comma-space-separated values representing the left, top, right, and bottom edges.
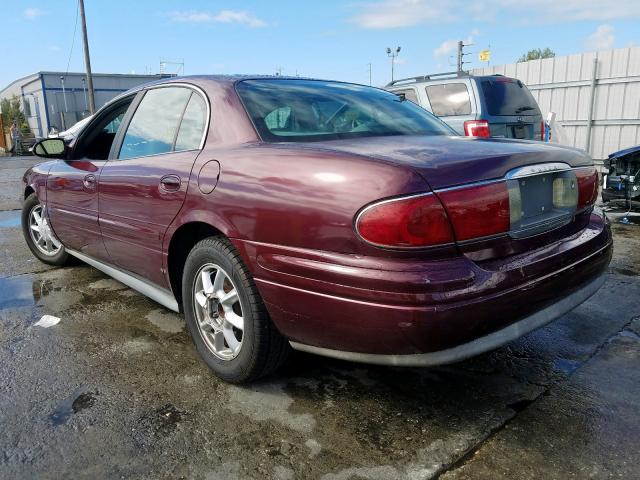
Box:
540, 120, 546, 141
356, 167, 596, 249
438, 182, 510, 241
576, 167, 599, 210
464, 120, 491, 138
355, 194, 454, 248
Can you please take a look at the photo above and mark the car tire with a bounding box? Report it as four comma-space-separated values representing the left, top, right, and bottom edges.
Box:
21, 193, 70, 266
182, 236, 290, 383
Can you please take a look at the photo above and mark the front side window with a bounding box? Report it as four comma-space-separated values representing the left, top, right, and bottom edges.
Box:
425, 83, 472, 117
73, 98, 132, 160
236, 79, 453, 143
119, 87, 191, 159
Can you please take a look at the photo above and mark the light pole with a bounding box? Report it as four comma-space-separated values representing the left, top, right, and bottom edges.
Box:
386, 46, 401, 82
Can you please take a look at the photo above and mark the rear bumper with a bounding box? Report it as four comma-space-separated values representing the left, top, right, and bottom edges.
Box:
234, 209, 612, 359
289, 274, 604, 366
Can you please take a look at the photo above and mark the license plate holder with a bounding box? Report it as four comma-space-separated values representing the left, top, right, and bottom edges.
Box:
512, 124, 527, 139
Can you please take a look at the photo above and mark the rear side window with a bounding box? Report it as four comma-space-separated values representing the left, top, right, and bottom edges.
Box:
425, 83, 471, 116
119, 87, 191, 159
480, 78, 540, 116
175, 93, 207, 151
394, 89, 419, 104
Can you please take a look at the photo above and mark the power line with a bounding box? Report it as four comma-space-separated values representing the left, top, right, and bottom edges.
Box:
65, 0, 80, 76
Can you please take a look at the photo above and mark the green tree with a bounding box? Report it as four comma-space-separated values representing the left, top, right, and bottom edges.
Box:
1, 95, 29, 133
517, 48, 556, 63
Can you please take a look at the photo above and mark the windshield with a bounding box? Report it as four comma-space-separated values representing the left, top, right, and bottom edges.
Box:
236, 79, 455, 142
480, 78, 541, 116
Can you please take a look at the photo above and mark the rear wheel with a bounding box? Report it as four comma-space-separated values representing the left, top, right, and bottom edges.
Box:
21, 193, 70, 266
182, 236, 290, 383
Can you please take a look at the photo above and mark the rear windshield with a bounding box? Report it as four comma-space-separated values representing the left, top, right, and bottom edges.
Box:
480, 78, 540, 116
236, 79, 454, 142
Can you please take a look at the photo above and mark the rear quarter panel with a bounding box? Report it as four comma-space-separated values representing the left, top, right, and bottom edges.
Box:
170, 143, 431, 257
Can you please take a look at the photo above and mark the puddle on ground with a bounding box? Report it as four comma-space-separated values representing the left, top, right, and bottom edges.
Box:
50, 390, 97, 426
553, 358, 581, 375
0, 215, 20, 228
0, 275, 54, 309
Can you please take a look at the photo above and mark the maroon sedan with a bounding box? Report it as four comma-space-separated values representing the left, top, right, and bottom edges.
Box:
22, 76, 611, 383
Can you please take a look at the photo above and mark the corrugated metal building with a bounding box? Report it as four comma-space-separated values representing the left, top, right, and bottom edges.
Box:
473, 46, 640, 160
0, 71, 172, 138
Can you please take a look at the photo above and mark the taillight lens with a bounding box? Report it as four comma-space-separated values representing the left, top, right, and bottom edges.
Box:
540, 120, 546, 141
438, 182, 510, 241
576, 167, 599, 210
356, 194, 454, 247
464, 120, 491, 138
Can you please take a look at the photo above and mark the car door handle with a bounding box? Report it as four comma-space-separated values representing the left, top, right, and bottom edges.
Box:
83, 174, 97, 190
159, 175, 181, 192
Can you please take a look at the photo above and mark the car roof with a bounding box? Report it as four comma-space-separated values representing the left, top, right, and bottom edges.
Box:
103, 75, 390, 111
386, 73, 519, 88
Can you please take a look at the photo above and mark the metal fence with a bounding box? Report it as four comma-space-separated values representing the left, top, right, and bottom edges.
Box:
473, 47, 640, 160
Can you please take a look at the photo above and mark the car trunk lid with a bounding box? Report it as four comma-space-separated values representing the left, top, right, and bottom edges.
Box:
293, 135, 596, 259
307, 135, 591, 190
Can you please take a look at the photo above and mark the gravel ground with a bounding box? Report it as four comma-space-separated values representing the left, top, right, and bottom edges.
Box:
1, 157, 639, 479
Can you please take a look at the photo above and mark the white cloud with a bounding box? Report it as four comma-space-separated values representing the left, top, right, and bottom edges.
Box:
498, 0, 640, 22
351, 0, 640, 28
23, 8, 44, 20
167, 9, 266, 27
434, 31, 478, 57
47, 45, 61, 52
352, 0, 452, 29
585, 24, 615, 51
434, 39, 459, 57
214, 10, 266, 28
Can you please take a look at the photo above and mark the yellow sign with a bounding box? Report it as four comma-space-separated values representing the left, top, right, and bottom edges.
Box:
479, 50, 491, 62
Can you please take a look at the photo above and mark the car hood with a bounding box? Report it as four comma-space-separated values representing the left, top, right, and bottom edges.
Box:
292, 135, 591, 190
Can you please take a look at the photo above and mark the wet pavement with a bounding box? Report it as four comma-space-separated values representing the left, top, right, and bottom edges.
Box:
1, 157, 639, 479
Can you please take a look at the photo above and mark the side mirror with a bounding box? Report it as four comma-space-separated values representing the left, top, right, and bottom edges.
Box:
33, 138, 67, 159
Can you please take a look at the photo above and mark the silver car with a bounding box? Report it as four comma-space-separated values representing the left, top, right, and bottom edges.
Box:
386, 72, 544, 140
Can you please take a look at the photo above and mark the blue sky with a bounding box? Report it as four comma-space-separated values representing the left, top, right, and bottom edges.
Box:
3, 0, 639, 89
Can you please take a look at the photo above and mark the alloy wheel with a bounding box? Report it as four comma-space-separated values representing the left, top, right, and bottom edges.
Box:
28, 204, 62, 256
192, 263, 245, 360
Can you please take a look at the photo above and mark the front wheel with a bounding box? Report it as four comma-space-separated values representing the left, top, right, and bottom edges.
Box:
182, 236, 290, 383
21, 193, 70, 266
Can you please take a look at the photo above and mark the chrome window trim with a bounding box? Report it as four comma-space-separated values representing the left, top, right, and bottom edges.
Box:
142, 82, 211, 151
117, 82, 211, 161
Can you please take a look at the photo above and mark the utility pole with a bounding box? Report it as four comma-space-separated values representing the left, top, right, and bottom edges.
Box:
78, 0, 96, 114
367, 63, 372, 86
457, 40, 473, 73
386, 46, 401, 82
